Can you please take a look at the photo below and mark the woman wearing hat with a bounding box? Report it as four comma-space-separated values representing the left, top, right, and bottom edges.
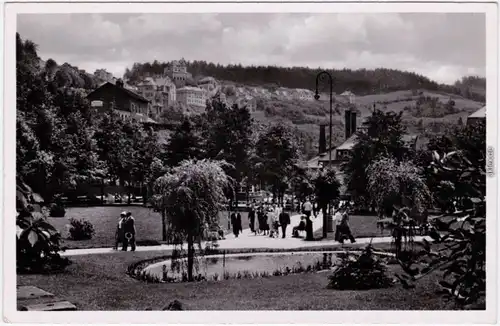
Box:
114, 212, 126, 250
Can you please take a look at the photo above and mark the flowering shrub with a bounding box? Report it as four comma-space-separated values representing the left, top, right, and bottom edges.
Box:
327, 245, 394, 290
68, 218, 95, 240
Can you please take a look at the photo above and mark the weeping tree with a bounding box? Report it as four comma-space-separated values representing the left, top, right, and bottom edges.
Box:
151, 159, 233, 281
366, 157, 431, 257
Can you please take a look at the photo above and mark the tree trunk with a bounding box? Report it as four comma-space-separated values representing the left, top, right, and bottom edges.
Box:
127, 182, 132, 205
161, 209, 167, 241
187, 232, 195, 282
322, 205, 328, 239
305, 216, 314, 241
100, 178, 105, 205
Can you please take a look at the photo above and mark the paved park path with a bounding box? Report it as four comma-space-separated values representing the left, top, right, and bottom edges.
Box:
61, 213, 431, 256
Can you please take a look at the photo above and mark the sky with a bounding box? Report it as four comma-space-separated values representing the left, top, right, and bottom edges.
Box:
17, 13, 486, 85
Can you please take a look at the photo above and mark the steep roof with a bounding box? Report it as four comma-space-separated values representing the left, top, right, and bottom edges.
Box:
87, 82, 150, 103
335, 134, 359, 151
468, 106, 486, 118
199, 76, 216, 84
178, 86, 204, 92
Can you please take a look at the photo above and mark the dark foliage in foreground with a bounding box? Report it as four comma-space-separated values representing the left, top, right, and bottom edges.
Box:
16, 177, 71, 274
328, 245, 394, 290
396, 149, 486, 309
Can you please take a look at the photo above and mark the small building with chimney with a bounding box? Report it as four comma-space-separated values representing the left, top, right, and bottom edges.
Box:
305, 108, 418, 198
466, 106, 486, 126
340, 91, 356, 104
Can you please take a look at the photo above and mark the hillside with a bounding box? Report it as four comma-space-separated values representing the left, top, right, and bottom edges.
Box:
124, 60, 486, 103
225, 84, 484, 158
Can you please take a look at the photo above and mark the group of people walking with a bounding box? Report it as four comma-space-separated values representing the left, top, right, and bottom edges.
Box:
234, 201, 291, 239
114, 211, 137, 251
229, 199, 356, 243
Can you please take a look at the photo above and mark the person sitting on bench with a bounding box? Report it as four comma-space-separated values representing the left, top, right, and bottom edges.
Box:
292, 216, 307, 238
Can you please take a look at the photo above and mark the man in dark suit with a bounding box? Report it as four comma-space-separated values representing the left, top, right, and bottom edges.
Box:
279, 209, 291, 238
122, 211, 136, 251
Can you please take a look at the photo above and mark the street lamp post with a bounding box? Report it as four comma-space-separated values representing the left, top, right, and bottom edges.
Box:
314, 71, 334, 239
314, 71, 333, 167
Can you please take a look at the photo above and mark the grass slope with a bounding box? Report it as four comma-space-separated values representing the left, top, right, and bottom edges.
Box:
247, 88, 483, 157
51, 206, 248, 249
17, 250, 454, 310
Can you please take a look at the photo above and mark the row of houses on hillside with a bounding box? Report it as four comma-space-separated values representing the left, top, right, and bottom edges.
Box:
233, 86, 356, 103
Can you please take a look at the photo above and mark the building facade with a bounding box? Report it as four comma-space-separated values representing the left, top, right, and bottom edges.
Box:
198, 77, 218, 93
467, 106, 486, 126
164, 58, 193, 88
292, 88, 315, 101
176, 86, 207, 108
136, 77, 157, 102
340, 91, 356, 104
87, 80, 151, 122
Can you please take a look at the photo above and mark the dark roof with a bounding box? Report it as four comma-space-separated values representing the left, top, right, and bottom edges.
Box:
87, 82, 150, 104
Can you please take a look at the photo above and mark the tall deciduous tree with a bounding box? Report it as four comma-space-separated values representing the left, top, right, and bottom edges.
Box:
343, 110, 409, 206
164, 118, 204, 167
255, 123, 299, 203
204, 99, 254, 195
133, 126, 161, 203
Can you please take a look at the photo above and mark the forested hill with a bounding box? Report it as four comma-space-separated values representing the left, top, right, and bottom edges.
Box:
123, 60, 486, 102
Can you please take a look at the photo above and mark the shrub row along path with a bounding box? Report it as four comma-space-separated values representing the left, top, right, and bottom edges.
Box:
61, 213, 431, 256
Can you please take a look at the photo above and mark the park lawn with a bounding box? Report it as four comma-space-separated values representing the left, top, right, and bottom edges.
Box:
17, 251, 455, 311
49, 206, 248, 250
312, 214, 392, 239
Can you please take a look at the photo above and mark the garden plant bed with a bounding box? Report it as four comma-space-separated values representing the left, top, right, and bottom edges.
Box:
17, 250, 457, 311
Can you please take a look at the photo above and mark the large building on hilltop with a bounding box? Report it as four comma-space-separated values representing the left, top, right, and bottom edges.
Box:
164, 58, 192, 88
